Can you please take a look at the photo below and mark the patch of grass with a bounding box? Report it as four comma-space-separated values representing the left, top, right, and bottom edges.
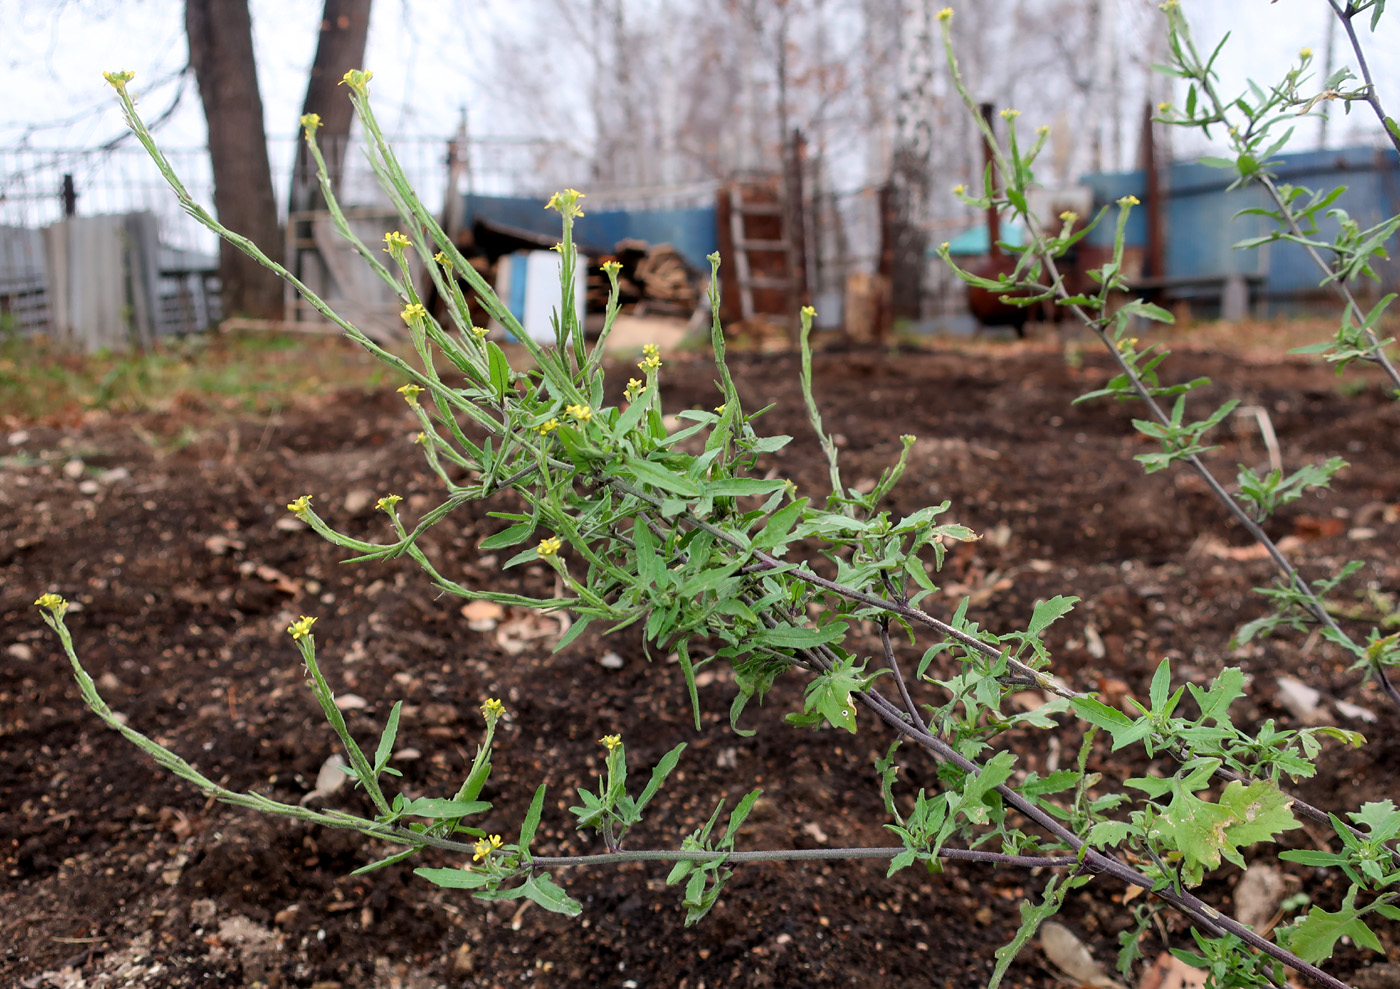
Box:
0, 330, 393, 422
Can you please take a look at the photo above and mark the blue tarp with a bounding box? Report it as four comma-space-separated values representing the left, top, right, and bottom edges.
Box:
939, 222, 1028, 257
462, 194, 719, 272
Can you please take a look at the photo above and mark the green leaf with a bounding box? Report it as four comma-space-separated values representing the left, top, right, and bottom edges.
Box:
400, 797, 492, 819
757, 621, 848, 649
1284, 887, 1383, 963
752, 498, 808, 552
1027, 595, 1078, 637
988, 876, 1065, 989
518, 783, 547, 854
486, 341, 511, 399
414, 866, 492, 889
521, 872, 582, 916
704, 477, 787, 498
373, 700, 403, 771
480, 522, 535, 550
351, 846, 419, 875
636, 743, 687, 813
1351, 800, 1400, 841
625, 457, 702, 497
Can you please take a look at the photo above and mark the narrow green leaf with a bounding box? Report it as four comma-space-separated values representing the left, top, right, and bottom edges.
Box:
625, 457, 702, 496
519, 782, 547, 853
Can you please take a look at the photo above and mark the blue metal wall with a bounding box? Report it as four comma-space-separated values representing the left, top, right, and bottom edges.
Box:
461, 194, 719, 272
1081, 145, 1400, 303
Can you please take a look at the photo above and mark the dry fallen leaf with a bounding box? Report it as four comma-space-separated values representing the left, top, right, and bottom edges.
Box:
1039, 921, 1121, 988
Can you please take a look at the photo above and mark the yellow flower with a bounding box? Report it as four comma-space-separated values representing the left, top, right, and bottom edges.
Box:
1036, 124, 1050, 136
1299, 47, 1313, 59
414, 432, 427, 445
433, 251, 453, 268
1117, 195, 1141, 207
537, 537, 563, 557
287, 615, 318, 640
34, 592, 67, 611
1000, 108, 1020, 120
550, 242, 564, 254
566, 403, 593, 422
953, 184, 966, 196
470, 325, 488, 339
1157, 101, 1171, 113
601, 259, 623, 276
545, 188, 586, 218
401, 303, 427, 324
1059, 210, 1079, 224
715, 404, 727, 415
300, 113, 322, 136
642, 343, 659, 358
287, 495, 313, 515
939, 241, 950, 252
801, 305, 817, 319
383, 230, 412, 254
937, 7, 953, 22
340, 68, 373, 94
537, 417, 561, 435
599, 734, 622, 751
397, 383, 424, 404
481, 697, 506, 720
623, 378, 644, 402
103, 70, 135, 89
1117, 336, 1139, 352
473, 834, 503, 862
638, 355, 662, 373
376, 494, 402, 512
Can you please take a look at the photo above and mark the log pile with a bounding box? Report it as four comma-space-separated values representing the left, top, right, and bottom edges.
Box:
587, 239, 699, 316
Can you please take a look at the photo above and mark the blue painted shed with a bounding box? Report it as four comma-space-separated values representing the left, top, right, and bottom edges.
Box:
1080, 146, 1400, 309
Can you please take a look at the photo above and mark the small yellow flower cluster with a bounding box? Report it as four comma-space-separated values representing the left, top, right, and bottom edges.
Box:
103, 70, 135, 89
714, 403, 727, 415
433, 251, 453, 268
545, 188, 586, 219
537, 418, 560, 435
34, 592, 67, 611
952, 184, 966, 196
1036, 124, 1050, 136
601, 259, 623, 276
1118, 195, 1141, 207
340, 68, 373, 94
1059, 210, 1079, 224
481, 697, 507, 720
1117, 337, 1139, 352
287, 615, 317, 640
1299, 47, 1313, 60
414, 432, 427, 445
1159, 0, 1180, 10
637, 344, 662, 374
939, 241, 951, 252
623, 377, 644, 402
566, 404, 592, 423
599, 734, 622, 751
376, 494, 403, 512
937, 7, 953, 22
537, 537, 563, 557
1000, 108, 1020, 121
300, 113, 322, 136
397, 383, 424, 404
400, 303, 427, 324
473, 834, 503, 862
550, 242, 564, 254
287, 495, 313, 516
1157, 102, 1171, 113
801, 305, 817, 319
470, 325, 489, 339
382, 230, 412, 254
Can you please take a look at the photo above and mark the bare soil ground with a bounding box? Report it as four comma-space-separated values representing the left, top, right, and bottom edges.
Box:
3, 341, 1398, 988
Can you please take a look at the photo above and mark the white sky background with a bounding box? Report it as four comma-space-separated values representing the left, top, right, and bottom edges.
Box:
3, 1, 1400, 177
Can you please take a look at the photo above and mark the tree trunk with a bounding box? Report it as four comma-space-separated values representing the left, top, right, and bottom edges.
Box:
290, 0, 373, 214
185, 0, 284, 320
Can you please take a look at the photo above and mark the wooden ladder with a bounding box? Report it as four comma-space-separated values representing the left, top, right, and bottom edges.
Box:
727, 185, 793, 321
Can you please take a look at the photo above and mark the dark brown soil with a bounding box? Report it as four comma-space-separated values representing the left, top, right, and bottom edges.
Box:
3, 343, 1398, 989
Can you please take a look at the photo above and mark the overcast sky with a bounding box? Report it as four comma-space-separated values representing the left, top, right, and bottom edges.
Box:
3, 1, 1399, 169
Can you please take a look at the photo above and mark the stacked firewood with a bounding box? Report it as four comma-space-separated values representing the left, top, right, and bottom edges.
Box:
587, 239, 699, 316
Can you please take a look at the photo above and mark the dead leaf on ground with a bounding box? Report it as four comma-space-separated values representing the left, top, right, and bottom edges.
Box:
1234, 862, 1286, 933
1137, 952, 1207, 989
461, 599, 504, 631
1039, 921, 1121, 988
